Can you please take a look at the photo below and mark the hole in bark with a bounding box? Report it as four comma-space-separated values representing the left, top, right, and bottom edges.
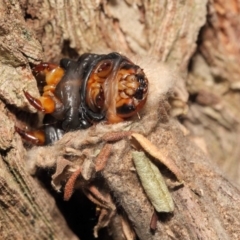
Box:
24, 13, 33, 20
188, 93, 198, 103
214, 76, 227, 84
61, 40, 79, 60
36, 169, 113, 240
108, 0, 118, 6
157, 212, 174, 222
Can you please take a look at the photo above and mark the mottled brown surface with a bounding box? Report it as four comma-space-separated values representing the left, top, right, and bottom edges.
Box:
1, 0, 240, 239
24, 111, 240, 240
0, 102, 77, 239
186, 0, 240, 185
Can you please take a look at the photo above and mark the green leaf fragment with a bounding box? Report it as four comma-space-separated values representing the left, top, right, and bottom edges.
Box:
132, 151, 174, 212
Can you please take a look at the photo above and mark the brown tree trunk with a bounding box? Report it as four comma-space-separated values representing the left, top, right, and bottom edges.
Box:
0, 0, 239, 240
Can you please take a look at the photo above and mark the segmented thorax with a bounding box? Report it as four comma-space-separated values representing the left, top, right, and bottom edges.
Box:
86, 53, 148, 123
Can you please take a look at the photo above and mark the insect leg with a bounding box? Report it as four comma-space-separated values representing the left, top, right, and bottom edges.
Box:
23, 90, 56, 113
15, 126, 45, 145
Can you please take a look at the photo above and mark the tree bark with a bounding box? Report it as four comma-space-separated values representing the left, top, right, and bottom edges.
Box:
0, 0, 239, 240
186, 0, 240, 185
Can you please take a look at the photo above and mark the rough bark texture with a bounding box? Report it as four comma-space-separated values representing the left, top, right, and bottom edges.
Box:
185, 0, 240, 185
0, 0, 240, 240
0, 101, 77, 239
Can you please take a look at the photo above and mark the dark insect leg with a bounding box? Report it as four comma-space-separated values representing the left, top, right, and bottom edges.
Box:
24, 90, 56, 113
15, 126, 45, 145
32, 62, 59, 73
26, 62, 65, 113
32, 62, 64, 91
